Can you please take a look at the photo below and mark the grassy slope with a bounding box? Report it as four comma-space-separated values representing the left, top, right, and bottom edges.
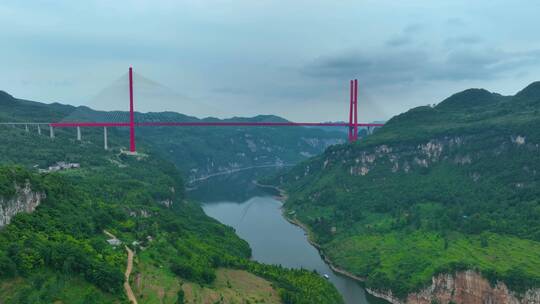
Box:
133, 252, 281, 304
181, 269, 281, 304
274, 83, 540, 298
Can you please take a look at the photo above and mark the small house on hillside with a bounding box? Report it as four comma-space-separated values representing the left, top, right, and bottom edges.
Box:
106, 238, 122, 246
39, 162, 80, 173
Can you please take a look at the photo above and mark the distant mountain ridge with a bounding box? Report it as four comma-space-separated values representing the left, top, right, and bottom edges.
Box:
0, 90, 345, 178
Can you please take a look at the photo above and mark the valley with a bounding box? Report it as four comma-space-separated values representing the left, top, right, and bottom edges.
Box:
2, 82, 540, 303
3, 2, 540, 303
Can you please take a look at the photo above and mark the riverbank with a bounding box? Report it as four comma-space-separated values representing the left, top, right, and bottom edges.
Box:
285, 216, 368, 282
253, 183, 392, 303
284, 210, 400, 303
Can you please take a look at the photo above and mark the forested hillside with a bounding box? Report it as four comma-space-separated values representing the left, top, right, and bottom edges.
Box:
272, 82, 540, 300
0, 93, 343, 303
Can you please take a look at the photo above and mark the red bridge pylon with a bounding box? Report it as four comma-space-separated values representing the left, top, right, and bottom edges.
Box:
348, 79, 359, 142
129, 67, 136, 152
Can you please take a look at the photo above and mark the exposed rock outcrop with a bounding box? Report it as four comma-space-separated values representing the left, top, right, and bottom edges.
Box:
368, 271, 540, 304
0, 182, 45, 227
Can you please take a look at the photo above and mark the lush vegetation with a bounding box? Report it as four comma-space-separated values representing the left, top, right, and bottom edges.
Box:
273, 82, 540, 298
0, 91, 344, 303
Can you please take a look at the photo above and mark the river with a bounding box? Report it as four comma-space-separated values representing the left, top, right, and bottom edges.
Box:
188, 168, 387, 304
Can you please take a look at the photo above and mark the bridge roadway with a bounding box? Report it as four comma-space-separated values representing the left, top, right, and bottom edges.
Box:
47, 122, 384, 127
1, 122, 384, 127
1, 121, 383, 151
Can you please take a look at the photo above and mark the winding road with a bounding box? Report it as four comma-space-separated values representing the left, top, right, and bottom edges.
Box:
104, 230, 137, 304
187, 164, 293, 185
124, 246, 137, 304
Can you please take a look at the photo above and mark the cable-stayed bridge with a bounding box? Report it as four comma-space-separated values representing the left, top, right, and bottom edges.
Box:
1, 67, 384, 152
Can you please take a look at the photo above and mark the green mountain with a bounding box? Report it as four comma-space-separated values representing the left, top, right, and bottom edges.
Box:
0, 91, 345, 180
0, 93, 343, 303
271, 82, 540, 301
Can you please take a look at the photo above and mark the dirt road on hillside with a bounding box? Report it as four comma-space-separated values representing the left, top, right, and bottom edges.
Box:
104, 230, 138, 304
124, 245, 137, 304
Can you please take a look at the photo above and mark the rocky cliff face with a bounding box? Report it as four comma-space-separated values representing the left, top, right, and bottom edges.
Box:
368, 271, 540, 304
0, 182, 45, 227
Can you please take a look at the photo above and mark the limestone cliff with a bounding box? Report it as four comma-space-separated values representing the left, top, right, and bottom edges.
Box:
0, 182, 45, 227
368, 271, 540, 304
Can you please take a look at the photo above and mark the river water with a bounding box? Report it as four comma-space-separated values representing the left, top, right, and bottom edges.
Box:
189, 169, 387, 304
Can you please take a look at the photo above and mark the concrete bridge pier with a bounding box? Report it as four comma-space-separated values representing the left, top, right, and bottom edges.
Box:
104, 127, 108, 150
77, 126, 81, 141
50, 126, 55, 138
25, 124, 29, 132
37, 124, 41, 135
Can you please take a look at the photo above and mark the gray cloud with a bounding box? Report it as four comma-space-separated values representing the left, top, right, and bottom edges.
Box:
303, 49, 425, 86
431, 49, 540, 80
302, 46, 540, 87
385, 23, 425, 48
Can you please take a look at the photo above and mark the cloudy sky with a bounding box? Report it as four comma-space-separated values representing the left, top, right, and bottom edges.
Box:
1, 0, 540, 121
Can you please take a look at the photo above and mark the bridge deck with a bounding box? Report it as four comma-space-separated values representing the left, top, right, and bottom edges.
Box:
46, 122, 385, 128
